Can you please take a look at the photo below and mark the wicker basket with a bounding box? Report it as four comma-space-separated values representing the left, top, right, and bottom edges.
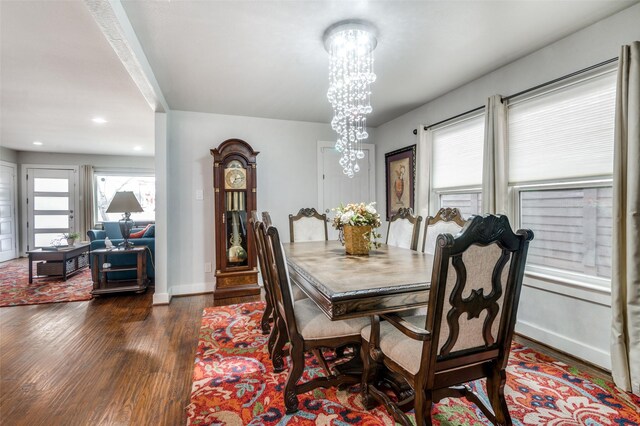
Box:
343, 225, 371, 255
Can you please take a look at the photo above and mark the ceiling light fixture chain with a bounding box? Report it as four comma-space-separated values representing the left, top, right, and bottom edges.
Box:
324, 20, 377, 178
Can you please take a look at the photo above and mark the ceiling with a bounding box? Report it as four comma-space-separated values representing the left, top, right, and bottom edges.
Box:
1, 1, 636, 156
0, 0, 154, 156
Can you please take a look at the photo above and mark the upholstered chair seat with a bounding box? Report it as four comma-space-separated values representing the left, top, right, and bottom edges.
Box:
361, 315, 426, 374
295, 298, 369, 340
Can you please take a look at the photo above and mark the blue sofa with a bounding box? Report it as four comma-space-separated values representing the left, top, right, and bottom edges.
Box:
87, 222, 155, 280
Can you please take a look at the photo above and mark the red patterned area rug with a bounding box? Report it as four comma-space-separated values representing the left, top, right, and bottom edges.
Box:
187, 302, 640, 425
0, 258, 93, 307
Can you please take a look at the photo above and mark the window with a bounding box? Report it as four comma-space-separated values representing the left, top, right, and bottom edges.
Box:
518, 184, 611, 279
430, 112, 484, 216
508, 67, 616, 283
439, 191, 482, 219
94, 172, 155, 223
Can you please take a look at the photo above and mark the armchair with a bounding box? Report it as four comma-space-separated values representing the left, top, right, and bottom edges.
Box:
361, 215, 533, 425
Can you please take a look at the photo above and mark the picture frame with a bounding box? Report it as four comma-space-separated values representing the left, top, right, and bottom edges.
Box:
385, 144, 416, 221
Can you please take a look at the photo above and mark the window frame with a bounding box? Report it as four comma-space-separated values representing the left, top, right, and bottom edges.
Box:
511, 176, 612, 290
433, 185, 482, 218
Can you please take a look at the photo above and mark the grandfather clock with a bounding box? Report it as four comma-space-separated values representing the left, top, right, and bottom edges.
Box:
211, 139, 260, 299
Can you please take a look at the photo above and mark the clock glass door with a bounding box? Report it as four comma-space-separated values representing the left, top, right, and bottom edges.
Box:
224, 161, 248, 267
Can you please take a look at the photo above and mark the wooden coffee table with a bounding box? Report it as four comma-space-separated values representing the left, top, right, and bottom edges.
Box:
26, 243, 91, 283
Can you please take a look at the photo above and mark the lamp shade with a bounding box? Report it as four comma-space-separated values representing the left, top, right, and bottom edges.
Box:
106, 191, 144, 213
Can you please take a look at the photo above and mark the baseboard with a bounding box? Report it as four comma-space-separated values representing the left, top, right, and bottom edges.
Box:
153, 292, 171, 305
171, 282, 215, 296
516, 319, 611, 370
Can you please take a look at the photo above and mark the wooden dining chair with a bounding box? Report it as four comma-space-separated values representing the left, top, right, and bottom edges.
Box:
250, 211, 276, 337
289, 208, 328, 242
264, 223, 369, 414
361, 214, 534, 426
422, 207, 466, 254
386, 207, 422, 251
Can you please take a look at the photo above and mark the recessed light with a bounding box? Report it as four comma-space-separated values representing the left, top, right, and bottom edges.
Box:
133, 146, 142, 151
92, 117, 107, 124
33, 141, 43, 146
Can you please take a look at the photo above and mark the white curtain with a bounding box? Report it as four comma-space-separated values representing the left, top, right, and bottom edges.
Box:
79, 165, 94, 239
415, 126, 432, 250
482, 95, 508, 215
611, 41, 640, 395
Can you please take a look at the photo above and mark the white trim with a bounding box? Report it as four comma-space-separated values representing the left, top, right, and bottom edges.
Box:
153, 112, 169, 305
170, 282, 215, 296
516, 319, 611, 370
0, 161, 19, 261
152, 292, 171, 305
523, 273, 611, 307
429, 108, 485, 132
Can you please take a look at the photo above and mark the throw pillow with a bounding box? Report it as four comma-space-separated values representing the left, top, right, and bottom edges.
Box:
143, 224, 155, 238
130, 224, 151, 239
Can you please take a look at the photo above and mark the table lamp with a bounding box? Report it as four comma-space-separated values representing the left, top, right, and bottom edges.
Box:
106, 191, 144, 249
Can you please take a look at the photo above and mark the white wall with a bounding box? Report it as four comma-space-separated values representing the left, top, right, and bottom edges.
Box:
166, 110, 372, 296
17, 151, 154, 169
372, 4, 640, 369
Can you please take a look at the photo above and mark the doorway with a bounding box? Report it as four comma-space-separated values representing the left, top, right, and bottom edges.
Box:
24, 167, 78, 251
0, 162, 18, 262
317, 142, 376, 240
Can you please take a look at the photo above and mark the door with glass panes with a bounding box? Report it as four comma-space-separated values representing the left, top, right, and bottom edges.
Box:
26, 168, 77, 250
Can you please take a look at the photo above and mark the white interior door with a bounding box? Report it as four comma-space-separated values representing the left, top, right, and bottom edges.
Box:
26, 168, 77, 249
0, 162, 18, 262
318, 142, 376, 240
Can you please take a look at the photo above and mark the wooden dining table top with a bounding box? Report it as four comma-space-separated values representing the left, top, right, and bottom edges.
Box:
283, 241, 433, 320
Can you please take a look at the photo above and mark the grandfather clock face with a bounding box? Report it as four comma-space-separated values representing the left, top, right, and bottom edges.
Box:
224, 160, 247, 190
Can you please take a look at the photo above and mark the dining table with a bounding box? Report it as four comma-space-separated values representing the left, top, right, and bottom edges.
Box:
283, 240, 433, 320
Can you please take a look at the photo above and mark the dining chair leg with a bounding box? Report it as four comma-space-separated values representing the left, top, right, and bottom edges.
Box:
414, 387, 433, 426
284, 342, 305, 414
267, 319, 277, 357
260, 298, 273, 335
272, 317, 288, 373
487, 367, 512, 426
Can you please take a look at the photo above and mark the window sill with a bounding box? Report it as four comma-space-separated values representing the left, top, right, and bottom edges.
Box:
523, 270, 611, 307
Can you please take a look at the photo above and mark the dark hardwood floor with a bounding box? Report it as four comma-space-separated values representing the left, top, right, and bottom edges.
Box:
0, 289, 258, 425
1, 290, 612, 425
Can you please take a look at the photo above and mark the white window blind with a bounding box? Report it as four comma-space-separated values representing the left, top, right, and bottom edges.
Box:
431, 113, 484, 189
508, 69, 616, 183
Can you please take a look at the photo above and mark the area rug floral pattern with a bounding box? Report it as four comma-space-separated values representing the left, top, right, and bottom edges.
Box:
0, 258, 93, 307
187, 302, 640, 425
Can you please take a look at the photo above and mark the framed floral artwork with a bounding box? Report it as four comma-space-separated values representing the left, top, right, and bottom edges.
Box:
385, 145, 416, 220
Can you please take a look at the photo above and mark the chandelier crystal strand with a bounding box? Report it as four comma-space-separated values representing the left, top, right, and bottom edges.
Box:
325, 23, 377, 177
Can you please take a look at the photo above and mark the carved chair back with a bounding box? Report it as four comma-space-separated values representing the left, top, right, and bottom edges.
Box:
262, 211, 273, 227
250, 212, 275, 315
386, 207, 422, 251
422, 207, 466, 254
264, 224, 300, 341
422, 214, 533, 381
289, 208, 328, 243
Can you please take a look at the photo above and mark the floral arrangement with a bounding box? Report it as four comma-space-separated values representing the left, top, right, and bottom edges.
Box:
332, 202, 382, 248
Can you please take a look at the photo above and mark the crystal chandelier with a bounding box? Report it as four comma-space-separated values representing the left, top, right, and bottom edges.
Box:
324, 21, 377, 178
